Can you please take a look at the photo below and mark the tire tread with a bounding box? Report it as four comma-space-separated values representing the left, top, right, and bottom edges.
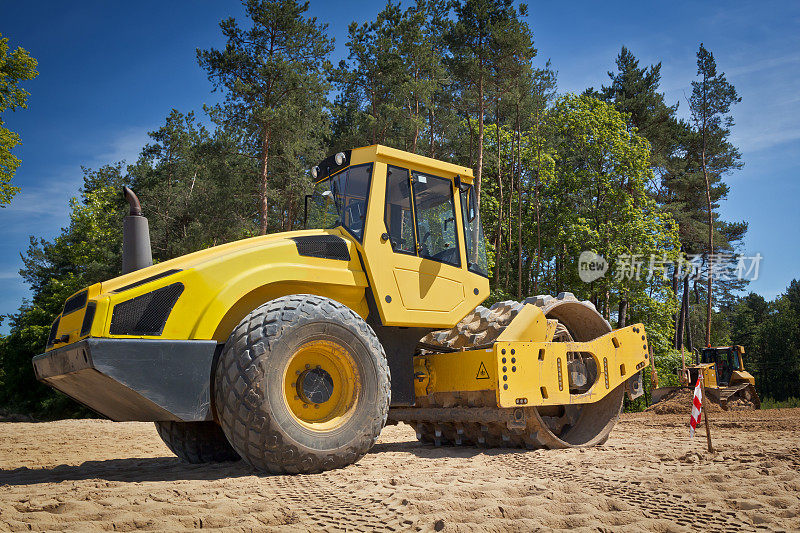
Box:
214, 294, 389, 474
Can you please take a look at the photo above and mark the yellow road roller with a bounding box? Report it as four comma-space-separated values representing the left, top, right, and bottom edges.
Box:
33, 145, 650, 473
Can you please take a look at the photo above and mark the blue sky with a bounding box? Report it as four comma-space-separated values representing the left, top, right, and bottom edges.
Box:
1, 0, 798, 331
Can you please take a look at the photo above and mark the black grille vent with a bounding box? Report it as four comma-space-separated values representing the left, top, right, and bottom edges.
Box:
113, 269, 182, 293
63, 291, 87, 315
110, 283, 184, 336
80, 302, 96, 336
291, 235, 351, 261
47, 316, 60, 347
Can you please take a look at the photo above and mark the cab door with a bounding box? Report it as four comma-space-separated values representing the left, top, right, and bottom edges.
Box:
360, 162, 483, 328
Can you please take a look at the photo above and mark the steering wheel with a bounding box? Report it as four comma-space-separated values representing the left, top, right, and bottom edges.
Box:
431, 247, 456, 263
420, 231, 431, 257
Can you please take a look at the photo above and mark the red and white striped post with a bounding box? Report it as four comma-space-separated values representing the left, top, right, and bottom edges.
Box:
689, 375, 713, 452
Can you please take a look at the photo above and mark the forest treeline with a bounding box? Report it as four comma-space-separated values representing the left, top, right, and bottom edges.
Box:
1, 0, 798, 417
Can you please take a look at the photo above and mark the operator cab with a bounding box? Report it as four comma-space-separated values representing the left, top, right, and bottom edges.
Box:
303, 145, 489, 328
701, 346, 742, 386
305, 152, 487, 274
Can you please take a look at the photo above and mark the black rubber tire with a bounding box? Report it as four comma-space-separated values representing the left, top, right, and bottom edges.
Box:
154, 421, 240, 463
214, 294, 390, 474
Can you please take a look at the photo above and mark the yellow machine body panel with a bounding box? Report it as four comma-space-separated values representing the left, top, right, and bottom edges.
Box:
45, 228, 371, 349
731, 370, 756, 386
414, 305, 650, 408
36, 143, 652, 440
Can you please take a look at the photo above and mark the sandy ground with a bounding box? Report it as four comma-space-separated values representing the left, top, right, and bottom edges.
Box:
1, 409, 799, 532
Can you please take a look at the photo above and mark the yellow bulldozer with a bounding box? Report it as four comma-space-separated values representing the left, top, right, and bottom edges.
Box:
652, 345, 760, 410
33, 145, 650, 473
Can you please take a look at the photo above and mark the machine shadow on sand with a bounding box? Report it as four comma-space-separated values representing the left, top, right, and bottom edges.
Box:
0, 436, 547, 486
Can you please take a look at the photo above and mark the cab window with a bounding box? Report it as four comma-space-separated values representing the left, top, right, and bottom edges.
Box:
412, 172, 459, 267
384, 166, 416, 254
460, 184, 489, 276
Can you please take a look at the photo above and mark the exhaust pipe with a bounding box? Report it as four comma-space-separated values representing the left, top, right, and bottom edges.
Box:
122, 186, 153, 274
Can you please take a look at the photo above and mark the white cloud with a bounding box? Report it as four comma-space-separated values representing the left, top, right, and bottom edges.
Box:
93, 127, 150, 166
1, 126, 151, 226
4, 171, 80, 216
734, 128, 800, 153
726, 53, 800, 77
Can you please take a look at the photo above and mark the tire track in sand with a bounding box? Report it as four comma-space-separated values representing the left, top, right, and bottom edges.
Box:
492, 451, 755, 532
269, 474, 406, 532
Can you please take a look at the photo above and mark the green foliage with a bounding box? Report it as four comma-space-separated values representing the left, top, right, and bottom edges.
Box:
129, 110, 258, 258
0, 32, 38, 206
594, 46, 685, 179
539, 95, 679, 347
333, 0, 450, 155
760, 397, 800, 410
713, 280, 800, 403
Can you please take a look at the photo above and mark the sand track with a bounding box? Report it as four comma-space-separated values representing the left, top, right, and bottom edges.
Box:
1, 408, 799, 532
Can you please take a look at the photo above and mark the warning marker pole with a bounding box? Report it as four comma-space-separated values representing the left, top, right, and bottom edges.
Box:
700, 378, 714, 453
680, 345, 687, 386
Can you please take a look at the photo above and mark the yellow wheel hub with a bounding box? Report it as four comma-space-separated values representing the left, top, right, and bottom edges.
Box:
283, 339, 361, 431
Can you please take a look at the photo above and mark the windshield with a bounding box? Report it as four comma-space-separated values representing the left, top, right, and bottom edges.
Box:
306, 176, 343, 231
305, 164, 372, 241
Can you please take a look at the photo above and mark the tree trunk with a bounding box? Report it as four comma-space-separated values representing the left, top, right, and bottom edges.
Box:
258, 126, 271, 235
618, 299, 628, 328
286, 197, 295, 232
677, 277, 688, 348
533, 114, 543, 294
505, 131, 513, 293
493, 116, 503, 288
702, 128, 713, 347
701, 73, 713, 347
464, 109, 475, 168
523, 254, 532, 296
428, 107, 435, 158
685, 275, 693, 352
475, 69, 484, 214
411, 75, 420, 153
672, 264, 680, 349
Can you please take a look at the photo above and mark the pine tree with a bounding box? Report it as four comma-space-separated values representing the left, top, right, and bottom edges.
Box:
688, 43, 742, 345
197, 0, 334, 234
597, 46, 687, 192
445, 0, 517, 213
129, 110, 258, 257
